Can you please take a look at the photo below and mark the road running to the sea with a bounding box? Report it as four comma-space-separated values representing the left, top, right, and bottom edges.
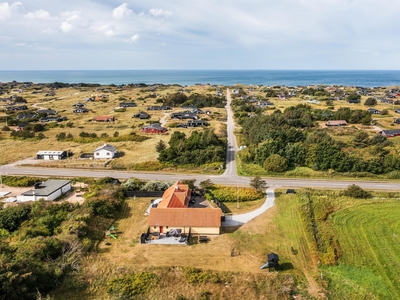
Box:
0, 88, 399, 191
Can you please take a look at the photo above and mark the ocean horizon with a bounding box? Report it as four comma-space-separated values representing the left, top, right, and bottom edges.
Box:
1, 70, 400, 87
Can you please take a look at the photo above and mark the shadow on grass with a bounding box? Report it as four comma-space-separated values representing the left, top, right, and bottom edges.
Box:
279, 262, 294, 271
221, 226, 242, 234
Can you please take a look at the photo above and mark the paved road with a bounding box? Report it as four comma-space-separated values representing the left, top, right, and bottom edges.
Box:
223, 188, 275, 226
222, 89, 238, 178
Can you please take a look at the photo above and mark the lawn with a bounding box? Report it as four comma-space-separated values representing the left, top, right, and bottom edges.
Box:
322, 202, 400, 299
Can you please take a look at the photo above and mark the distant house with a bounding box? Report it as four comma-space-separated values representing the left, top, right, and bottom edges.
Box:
17, 123, 27, 131
93, 116, 114, 122
94, 144, 116, 159
73, 107, 90, 113
133, 111, 150, 119
171, 112, 198, 120
16, 180, 72, 202
257, 101, 275, 108
16, 113, 37, 120
37, 109, 57, 115
367, 108, 381, 114
119, 102, 137, 108
147, 106, 171, 111
6, 105, 28, 111
348, 99, 360, 104
326, 120, 348, 126
40, 116, 64, 122
187, 120, 208, 127
36, 150, 67, 160
394, 118, 400, 124
378, 129, 400, 138
72, 102, 86, 107
141, 123, 167, 134
395, 109, 400, 114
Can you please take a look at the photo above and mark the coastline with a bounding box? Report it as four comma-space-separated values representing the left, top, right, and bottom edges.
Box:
1, 70, 400, 87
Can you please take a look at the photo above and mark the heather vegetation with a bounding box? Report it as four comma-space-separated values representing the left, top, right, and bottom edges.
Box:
0, 178, 125, 300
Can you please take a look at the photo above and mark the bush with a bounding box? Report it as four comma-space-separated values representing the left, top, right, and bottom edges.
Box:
364, 97, 377, 106
2, 176, 42, 187
206, 185, 263, 202
343, 184, 371, 198
122, 178, 145, 191
263, 154, 288, 172
140, 181, 173, 191
183, 267, 221, 284
107, 272, 157, 298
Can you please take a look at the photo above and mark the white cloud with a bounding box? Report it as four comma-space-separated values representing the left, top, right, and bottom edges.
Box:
126, 34, 139, 44
25, 9, 51, 20
149, 8, 172, 18
92, 24, 117, 37
112, 3, 133, 19
0, 1, 22, 21
13, 42, 25, 46
60, 13, 87, 33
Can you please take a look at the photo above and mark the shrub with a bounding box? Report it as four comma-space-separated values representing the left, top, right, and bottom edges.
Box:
183, 267, 221, 284
364, 97, 377, 106
140, 180, 173, 191
207, 185, 263, 202
122, 178, 145, 191
2, 176, 42, 187
343, 184, 371, 198
107, 272, 157, 298
263, 154, 288, 172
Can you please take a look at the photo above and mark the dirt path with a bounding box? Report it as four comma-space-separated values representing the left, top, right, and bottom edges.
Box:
159, 113, 169, 127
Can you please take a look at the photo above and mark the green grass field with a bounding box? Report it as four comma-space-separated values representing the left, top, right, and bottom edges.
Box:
323, 202, 400, 299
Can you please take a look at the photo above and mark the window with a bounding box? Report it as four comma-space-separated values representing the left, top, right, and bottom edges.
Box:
153, 226, 156, 229
96, 153, 99, 156
166, 226, 169, 229
107, 152, 110, 155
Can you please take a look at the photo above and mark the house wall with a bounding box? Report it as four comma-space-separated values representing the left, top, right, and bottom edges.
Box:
149, 226, 220, 235
190, 226, 220, 235
43, 154, 61, 160
94, 149, 114, 159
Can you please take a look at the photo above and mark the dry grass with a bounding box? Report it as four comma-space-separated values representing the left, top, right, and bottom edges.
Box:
0, 85, 227, 167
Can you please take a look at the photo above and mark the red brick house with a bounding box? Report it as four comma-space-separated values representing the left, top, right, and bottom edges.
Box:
141, 123, 167, 134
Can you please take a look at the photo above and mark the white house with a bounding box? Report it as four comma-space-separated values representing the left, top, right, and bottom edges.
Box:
36, 150, 67, 160
94, 144, 116, 159
17, 180, 72, 202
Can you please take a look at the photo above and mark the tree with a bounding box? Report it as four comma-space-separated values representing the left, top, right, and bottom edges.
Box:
199, 179, 214, 190
155, 140, 166, 153
353, 131, 370, 148
249, 176, 267, 192
343, 184, 371, 198
364, 97, 377, 106
381, 109, 388, 115
37, 132, 45, 140
263, 154, 288, 172
113, 131, 119, 137
1, 126, 10, 131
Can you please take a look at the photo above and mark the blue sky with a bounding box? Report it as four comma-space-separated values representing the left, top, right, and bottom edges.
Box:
1, 0, 399, 70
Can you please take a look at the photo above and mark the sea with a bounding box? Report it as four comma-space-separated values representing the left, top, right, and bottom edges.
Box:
0, 70, 400, 87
